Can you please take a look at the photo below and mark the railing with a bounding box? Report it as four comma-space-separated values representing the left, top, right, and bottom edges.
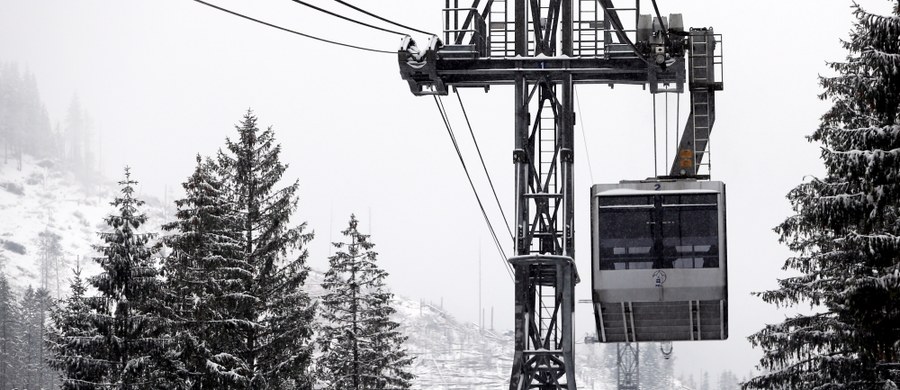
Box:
575, 0, 640, 57
446, 0, 644, 58
443, 2, 487, 56
712, 33, 724, 86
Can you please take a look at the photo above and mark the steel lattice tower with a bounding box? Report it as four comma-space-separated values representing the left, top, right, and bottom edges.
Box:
398, 0, 716, 387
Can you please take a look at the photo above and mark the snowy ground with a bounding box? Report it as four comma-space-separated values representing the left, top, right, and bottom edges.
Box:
2, 156, 124, 295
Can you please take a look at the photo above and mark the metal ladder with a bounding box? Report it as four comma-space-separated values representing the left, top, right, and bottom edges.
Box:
575, 0, 603, 56
538, 97, 557, 196
689, 32, 716, 176
691, 89, 711, 176
488, 0, 514, 56
538, 284, 558, 349
527, 87, 561, 255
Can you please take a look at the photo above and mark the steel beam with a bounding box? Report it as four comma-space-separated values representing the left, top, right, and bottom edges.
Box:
401, 56, 686, 93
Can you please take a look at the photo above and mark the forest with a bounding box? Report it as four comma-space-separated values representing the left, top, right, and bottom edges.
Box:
0, 108, 415, 389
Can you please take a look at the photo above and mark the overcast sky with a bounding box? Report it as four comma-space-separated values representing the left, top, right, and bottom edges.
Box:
2, 0, 893, 383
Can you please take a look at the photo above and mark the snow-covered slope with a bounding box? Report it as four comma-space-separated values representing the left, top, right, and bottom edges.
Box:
393, 297, 514, 389
0, 156, 169, 295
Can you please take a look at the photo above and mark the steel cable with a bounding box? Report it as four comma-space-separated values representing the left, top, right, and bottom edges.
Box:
433, 96, 515, 280
193, 0, 394, 54
287, 0, 407, 36
574, 86, 595, 183
454, 90, 515, 243
331, 0, 435, 36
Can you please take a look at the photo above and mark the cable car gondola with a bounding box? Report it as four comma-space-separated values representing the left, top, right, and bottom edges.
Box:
591, 179, 727, 342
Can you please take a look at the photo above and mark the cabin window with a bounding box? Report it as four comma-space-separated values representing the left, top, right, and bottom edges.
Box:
598, 193, 720, 270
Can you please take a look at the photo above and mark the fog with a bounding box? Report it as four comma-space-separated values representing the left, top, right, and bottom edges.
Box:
0, 0, 887, 383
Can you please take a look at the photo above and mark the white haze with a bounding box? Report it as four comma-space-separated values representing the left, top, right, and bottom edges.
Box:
1, 0, 892, 383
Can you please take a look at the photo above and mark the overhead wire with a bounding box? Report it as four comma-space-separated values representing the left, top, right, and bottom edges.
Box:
433, 95, 515, 280
454, 90, 515, 243
286, 0, 407, 36
573, 86, 595, 183
330, 0, 435, 36
193, 0, 394, 54
654, 0, 672, 172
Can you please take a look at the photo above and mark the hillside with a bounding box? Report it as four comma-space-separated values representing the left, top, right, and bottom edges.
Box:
0, 155, 172, 296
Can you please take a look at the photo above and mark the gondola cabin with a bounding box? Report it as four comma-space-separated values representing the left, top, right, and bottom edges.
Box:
591, 180, 727, 342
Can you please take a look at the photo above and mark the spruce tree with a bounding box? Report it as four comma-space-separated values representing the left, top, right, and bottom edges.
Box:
718, 370, 739, 390
64, 96, 85, 173
0, 270, 22, 390
161, 155, 248, 388
217, 110, 316, 388
47, 266, 105, 390
37, 228, 64, 295
318, 215, 414, 390
746, 3, 900, 388
19, 286, 56, 389
0, 63, 24, 169
81, 168, 169, 388
20, 286, 39, 388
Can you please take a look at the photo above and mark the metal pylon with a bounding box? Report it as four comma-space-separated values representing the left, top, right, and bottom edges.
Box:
617, 343, 639, 390
508, 74, 579, 389
397, 0, 704, 387
506, 2, 579, 389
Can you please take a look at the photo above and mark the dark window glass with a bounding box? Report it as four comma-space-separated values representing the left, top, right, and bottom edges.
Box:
597, 193, 720, 270
661, 205, 719, 268
598, 208, 654, 270
661, 193, 717, 205
598, 196, 653, 206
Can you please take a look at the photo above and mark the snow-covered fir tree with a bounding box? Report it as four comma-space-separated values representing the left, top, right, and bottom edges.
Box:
78, 168, 170, 388
47, 266, 106, 390
0, 270, 22, 390
37, 228, 65, 296
746, 2, 900, 389
318, 215, 414, 390
216, 110, 316, 388
161, 155, 248, 388
640, 343, 674, 388
718, 370, 740, 390
19, 286, 57, 389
